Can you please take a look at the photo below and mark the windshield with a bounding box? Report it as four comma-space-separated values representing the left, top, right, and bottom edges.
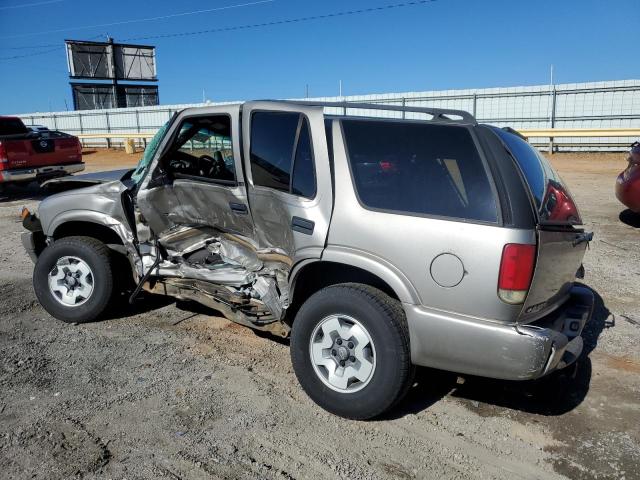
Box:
492, 127, 582, 225
130, 122, 170, 185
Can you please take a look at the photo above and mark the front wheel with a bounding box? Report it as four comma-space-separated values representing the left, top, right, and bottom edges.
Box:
33, 236, 114, 323
290, 283, 413, 419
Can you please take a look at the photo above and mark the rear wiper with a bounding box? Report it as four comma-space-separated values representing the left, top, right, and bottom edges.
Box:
572, 231, 594, 247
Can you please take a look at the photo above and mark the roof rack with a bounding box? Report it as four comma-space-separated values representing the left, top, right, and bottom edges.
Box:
279, 100, 477, 125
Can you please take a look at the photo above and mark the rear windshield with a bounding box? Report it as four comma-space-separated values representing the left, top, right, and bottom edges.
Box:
492, 127, 582, 225
341, 119, 498, 223
0, 118, 28, 136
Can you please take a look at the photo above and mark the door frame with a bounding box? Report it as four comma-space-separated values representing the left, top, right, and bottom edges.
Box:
240, 101, 333, 263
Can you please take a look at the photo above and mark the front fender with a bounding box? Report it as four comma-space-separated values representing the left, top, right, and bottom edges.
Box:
46, 209, 131, 241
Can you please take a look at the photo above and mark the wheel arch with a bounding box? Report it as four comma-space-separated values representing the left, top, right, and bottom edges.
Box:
47, 210, 134, 249
53, 220, 124, 246
288, 251, 420, 321
48, 213, 137, 282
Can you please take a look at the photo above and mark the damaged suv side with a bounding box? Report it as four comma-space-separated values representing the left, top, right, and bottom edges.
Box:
22, 101, 594, 419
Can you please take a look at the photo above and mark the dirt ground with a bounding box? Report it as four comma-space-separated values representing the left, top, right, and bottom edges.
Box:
0, 148, 638, 480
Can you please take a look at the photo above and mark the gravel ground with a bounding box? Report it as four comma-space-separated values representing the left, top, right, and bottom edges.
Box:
0, 149, 638, 480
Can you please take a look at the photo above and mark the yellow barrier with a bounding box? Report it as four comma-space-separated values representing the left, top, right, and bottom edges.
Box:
519, 128, 640, 138
76, 133, 155, 139
75, 128, 640, 154
77, 128, 640, 141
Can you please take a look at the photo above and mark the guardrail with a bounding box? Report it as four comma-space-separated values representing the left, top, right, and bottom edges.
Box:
519, 128, 640, 138
75, 128, 640, 152
77, 132, 155, 150
518, 128, 640, 152
77, 133, 156, 138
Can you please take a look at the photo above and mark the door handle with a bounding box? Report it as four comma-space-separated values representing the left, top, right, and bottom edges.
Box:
292, 216, 315, 235
229, 202, 248, 214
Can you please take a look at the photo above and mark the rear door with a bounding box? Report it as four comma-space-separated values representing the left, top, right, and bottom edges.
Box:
241, 101, 333, 264
492, 127, 588, 320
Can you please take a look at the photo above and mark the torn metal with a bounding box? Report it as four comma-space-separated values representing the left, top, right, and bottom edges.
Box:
139, 225, 291, 332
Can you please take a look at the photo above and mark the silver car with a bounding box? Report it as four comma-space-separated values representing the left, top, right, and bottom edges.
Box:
21, 101, 594, 419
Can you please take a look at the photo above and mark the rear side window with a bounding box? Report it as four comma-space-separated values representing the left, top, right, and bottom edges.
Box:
493, 127, 582, 225
291, 119, 316, 197
250, 111, 316, 198
342, 119, 498, 222
0, 118, 28, 136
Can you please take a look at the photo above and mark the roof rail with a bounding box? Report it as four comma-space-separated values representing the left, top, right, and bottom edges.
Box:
278, 100, 477, 125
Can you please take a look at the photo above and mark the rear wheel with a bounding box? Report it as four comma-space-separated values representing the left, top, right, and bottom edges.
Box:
290, 283, 413, 419
33, 236, 113, 323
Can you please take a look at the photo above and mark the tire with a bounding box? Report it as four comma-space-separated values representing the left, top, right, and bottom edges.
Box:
290, 283, 413, 419
33, 236, 114, 323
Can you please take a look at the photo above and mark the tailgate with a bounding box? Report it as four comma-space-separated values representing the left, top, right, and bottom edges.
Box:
5, 136, 81, 169
520, 228, 587, 322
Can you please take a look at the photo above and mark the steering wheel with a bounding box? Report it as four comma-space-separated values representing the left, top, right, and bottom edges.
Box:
169, 158, 190, 171
199, 153, 228, 179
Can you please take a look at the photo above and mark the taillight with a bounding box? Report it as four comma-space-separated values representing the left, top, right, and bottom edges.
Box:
0, 142, 7, 169
498, 243, 536, 304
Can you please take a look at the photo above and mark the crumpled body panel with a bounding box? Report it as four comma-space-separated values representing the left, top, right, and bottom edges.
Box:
38, 180, 142, 274
150, 225, 291, 321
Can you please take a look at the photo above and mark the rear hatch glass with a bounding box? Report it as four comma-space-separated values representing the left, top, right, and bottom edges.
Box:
341, 119, 498, 223
492, 127, 587, 321
492, 127, 582, 226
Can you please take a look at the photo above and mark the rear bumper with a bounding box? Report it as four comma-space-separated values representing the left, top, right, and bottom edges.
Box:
404, 285, 594, 380
0, 163, 85, 183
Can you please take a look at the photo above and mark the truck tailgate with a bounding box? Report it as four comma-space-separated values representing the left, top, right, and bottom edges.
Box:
4, 136, 81, 170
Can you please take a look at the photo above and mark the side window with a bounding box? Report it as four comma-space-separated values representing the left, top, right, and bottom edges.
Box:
291, 118, 316, 198
250, 112, 299, 192
250, 111, 317, 198
342, 119, 498, 223
164, 115, 235, 183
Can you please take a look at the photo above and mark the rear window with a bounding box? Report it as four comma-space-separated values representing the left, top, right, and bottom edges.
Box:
341, 119, 498, 223
0, 118, 28, 136
493, 127, 582, 225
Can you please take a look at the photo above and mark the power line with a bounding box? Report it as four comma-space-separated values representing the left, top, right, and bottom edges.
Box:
123, 0, 437, 42
0, 0, 66, 10
0, 46, 63, 61
1, 44, 59, 50
0, 35, 106, 51
0, 1, 437, 62
0, 0, 275, 40
0, 35, 104, 60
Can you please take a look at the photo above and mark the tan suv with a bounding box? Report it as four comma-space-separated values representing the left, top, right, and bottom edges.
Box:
22, 101, 593, 419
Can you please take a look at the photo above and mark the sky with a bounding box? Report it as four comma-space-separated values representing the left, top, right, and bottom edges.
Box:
0, 0, 638, 114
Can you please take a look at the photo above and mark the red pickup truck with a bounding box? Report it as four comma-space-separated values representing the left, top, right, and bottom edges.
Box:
0, 116, 84, 192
